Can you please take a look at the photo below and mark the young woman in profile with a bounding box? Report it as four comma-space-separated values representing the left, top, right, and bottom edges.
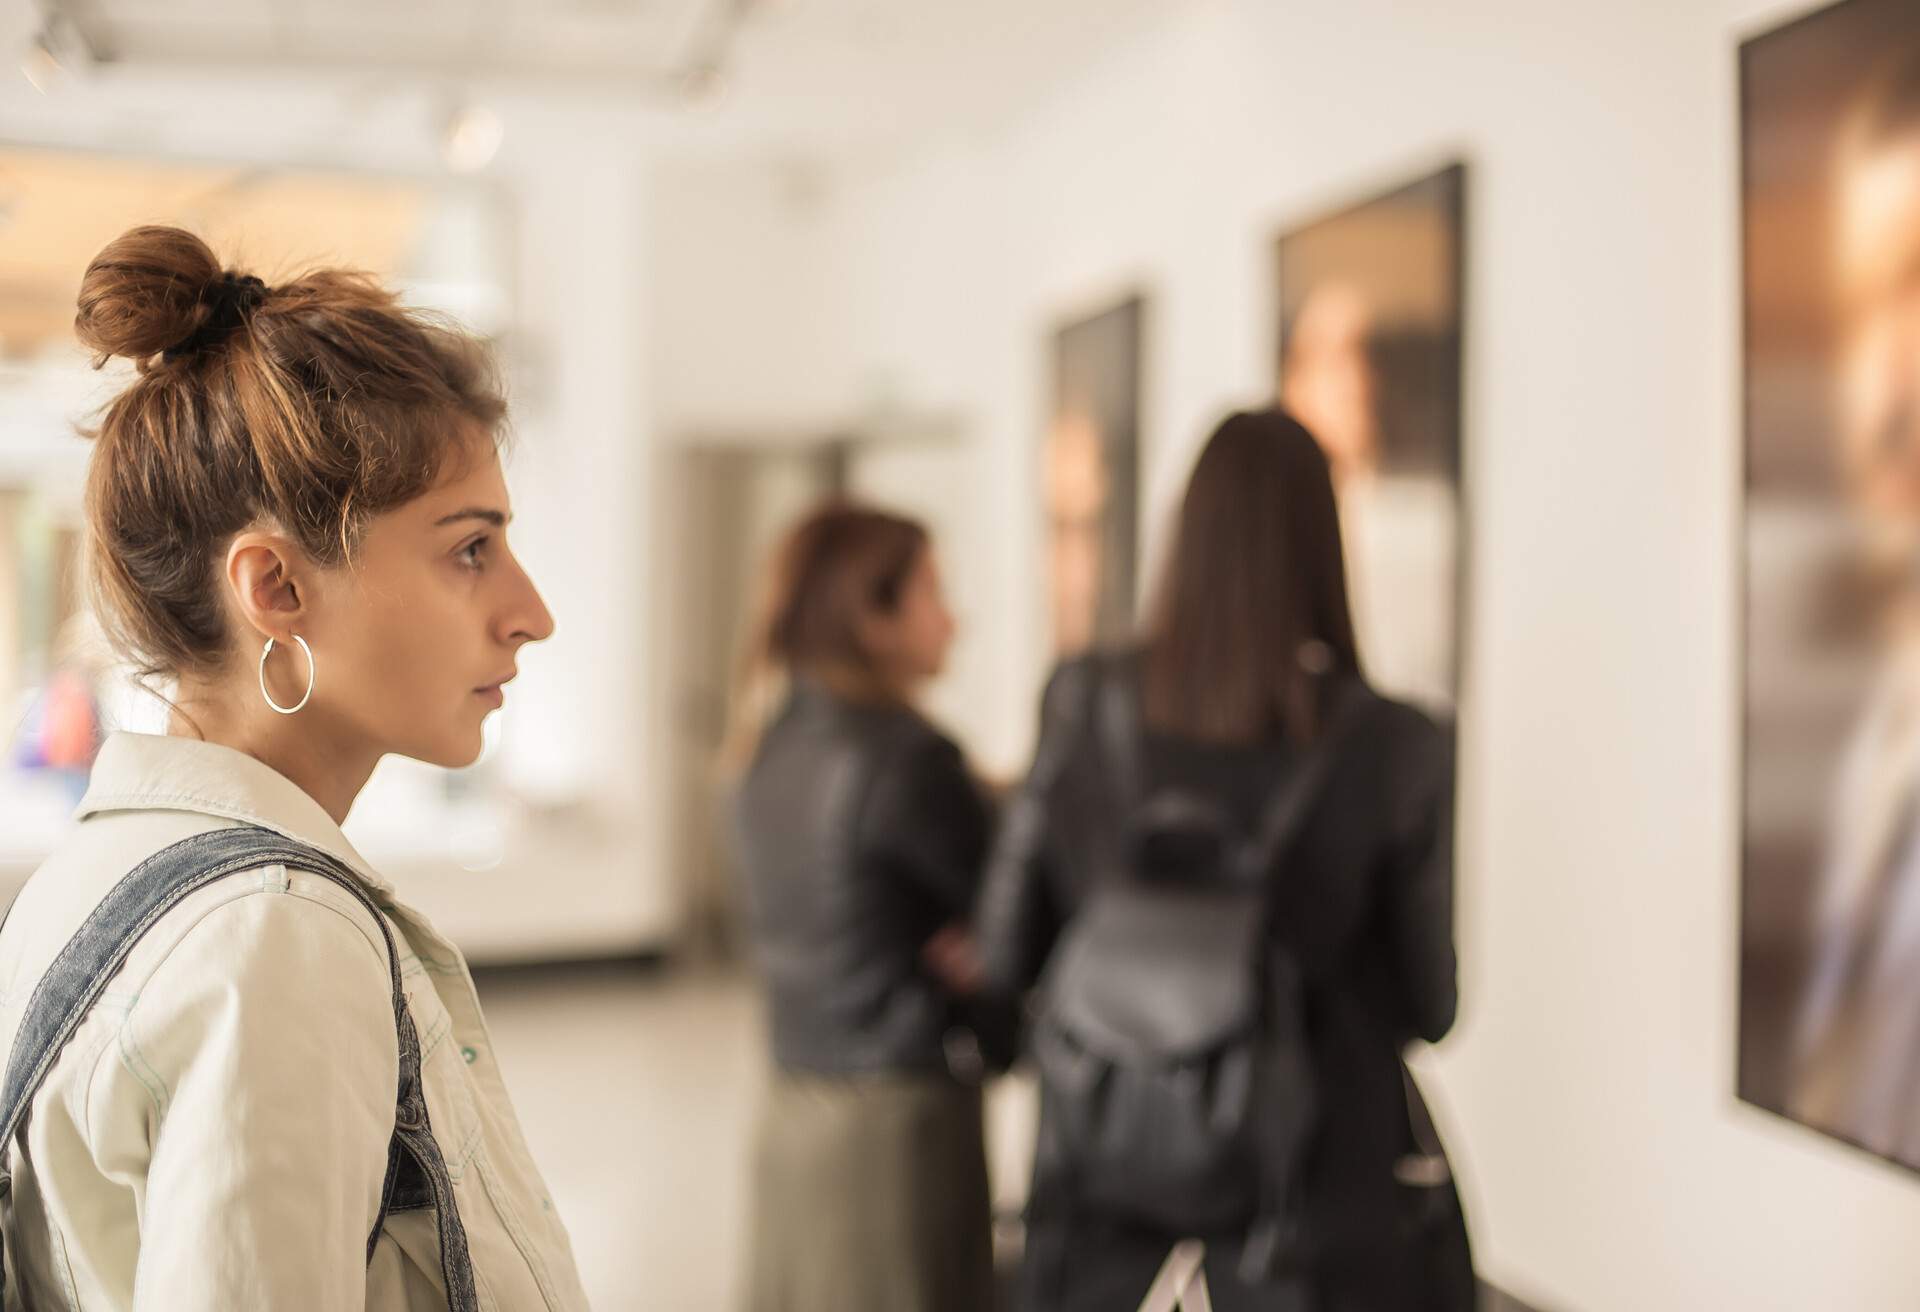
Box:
0, 226, 589, 1309
977, 409, 1474, 1312
728, 502, 997, 1312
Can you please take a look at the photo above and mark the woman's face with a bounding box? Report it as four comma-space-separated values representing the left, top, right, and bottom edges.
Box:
863, 548, 956, 689
1838, 137, 1920, 520
288, 440, 554, 769
1282, 279, 1381, 488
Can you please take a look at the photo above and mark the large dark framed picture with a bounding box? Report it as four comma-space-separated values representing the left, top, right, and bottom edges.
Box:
1740, 0, 1920, 1172
1274, 162, 1465, 716
1045, 295, 1145, 659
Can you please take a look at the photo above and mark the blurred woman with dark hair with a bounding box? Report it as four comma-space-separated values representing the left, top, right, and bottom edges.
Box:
977, 409, 1473, 1311
728, 502, 995, 1312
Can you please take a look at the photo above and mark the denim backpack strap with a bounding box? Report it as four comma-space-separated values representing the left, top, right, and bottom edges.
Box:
0, 826, 477, 1311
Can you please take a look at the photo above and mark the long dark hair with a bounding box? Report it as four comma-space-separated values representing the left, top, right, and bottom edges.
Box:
1141, 408, 1361, 745
727, 500, 931, 765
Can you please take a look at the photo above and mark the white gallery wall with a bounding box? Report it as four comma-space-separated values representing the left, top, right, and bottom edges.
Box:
0, 68, 681, 956
651, 0, 1920, 1305
8, 0, 1920, 1297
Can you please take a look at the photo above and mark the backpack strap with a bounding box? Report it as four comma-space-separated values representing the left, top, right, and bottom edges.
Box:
1094, 653, 1149, 814
0, 826, 478, 1311
1094, 654, 1370, 886
1236, 678, 1373, 884
1235, 680, 1370, 1288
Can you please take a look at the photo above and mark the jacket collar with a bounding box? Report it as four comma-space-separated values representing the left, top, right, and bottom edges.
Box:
75, 732, 393, 896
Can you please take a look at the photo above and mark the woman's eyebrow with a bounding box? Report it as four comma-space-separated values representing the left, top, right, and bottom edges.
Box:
435, 507, 510, 528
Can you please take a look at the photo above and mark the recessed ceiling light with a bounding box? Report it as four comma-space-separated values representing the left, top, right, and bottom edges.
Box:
443, 103, 504, 173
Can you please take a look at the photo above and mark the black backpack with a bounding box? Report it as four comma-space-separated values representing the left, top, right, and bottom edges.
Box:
1030, 664, 1365, 1285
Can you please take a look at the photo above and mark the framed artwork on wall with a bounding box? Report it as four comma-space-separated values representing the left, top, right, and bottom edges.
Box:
1274, 161, 1466, 717
1739, 0, 1920, 1171
1045, 294, 1146, 659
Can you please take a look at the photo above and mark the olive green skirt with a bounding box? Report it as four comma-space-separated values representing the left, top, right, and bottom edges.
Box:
745, 1070, 994, 1312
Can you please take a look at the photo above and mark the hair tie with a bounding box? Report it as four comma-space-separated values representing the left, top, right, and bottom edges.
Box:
162, 272, 269, 362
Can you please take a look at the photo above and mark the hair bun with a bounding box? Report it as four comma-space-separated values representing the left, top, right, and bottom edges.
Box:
74, 226, 228, 367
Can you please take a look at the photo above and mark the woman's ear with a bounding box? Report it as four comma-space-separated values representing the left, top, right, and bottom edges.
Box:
854, 600, 900, 662
224, 530, 311, 643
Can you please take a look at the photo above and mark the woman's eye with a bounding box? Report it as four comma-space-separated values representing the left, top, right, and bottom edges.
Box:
458, 536, 490, 570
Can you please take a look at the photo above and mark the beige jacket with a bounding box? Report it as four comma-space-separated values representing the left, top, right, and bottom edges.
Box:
0, 733, 591, 1310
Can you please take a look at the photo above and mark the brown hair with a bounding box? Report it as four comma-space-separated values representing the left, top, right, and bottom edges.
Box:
75, 224, 505, 681
726, 500, 930, 764
1142, 408, 1361, 745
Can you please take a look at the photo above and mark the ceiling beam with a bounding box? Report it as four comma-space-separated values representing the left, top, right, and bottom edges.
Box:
35, 0, 754, 106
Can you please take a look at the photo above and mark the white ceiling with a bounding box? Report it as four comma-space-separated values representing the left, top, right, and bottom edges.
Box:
9, 0, 1181, 170
65, 0, 723, 86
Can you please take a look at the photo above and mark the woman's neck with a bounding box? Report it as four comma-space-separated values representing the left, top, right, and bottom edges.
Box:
805, 662, 918, 709
168, 680, 378, 827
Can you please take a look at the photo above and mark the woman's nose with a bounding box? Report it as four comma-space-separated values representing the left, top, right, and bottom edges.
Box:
506, 555, 556, 644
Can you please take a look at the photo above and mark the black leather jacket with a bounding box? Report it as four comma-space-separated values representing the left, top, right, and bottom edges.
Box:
731, 680, 992, 1076
977, 654, 1471, 1307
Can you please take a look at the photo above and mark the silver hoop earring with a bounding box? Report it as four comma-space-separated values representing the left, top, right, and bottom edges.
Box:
259, 635, 315, 715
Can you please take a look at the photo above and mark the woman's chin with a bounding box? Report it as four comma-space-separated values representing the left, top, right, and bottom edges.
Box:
418, 725, 486, 772
452, 732, 488, 770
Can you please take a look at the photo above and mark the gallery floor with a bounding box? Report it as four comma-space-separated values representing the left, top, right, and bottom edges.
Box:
477, 961, 1545, 1312
474, 962, 762, 1311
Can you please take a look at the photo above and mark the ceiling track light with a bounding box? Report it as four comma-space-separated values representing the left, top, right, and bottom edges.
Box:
19, 7, 100, 93
19, 30, 64, 94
